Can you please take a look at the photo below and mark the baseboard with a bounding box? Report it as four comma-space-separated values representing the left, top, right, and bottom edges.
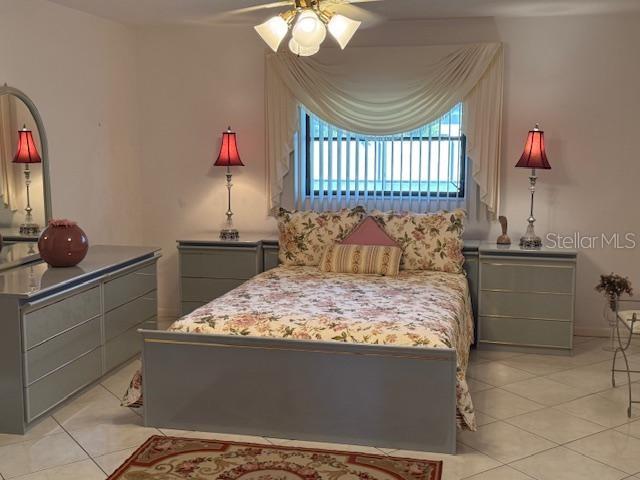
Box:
574, 327, 610, 338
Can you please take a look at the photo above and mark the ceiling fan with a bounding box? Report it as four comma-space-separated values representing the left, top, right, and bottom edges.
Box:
223, 0, 383, 56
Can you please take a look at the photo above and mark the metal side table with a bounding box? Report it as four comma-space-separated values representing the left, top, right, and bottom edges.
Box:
612, 300, 640, 417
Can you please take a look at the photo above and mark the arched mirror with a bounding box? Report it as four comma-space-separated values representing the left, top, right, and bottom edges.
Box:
0, 85, 52, 240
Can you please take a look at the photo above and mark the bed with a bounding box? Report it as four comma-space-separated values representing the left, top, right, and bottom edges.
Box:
135, 264, 476, 454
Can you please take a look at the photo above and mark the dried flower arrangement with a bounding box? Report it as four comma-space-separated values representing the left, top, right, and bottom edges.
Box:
595, 273, 633, 311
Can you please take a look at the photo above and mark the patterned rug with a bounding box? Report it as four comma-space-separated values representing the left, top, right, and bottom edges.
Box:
108, 435, 442, 480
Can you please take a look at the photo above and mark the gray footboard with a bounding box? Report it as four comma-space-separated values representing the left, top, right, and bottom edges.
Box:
140, 329, 458, 454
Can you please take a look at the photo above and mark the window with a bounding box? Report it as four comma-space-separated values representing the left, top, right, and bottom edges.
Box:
295, 104, 465, 210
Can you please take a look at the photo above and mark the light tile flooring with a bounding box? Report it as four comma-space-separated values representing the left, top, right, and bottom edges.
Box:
1, 336, 640, 479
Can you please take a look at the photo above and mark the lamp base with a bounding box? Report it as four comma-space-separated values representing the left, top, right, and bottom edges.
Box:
220, 228, 240, 241
19, 223, 40, 236
520, 235, 542, 249
520, 222, 542, 249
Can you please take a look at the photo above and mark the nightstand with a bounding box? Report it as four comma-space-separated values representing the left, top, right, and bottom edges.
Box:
177, 234, 278, 315
477, 242, 577, 353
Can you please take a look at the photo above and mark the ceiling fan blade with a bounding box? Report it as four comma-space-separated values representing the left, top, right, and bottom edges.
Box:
192, 1, 292, 25
321, 0, 384, 5
225, 1, 292, 16
326, 3, 384, 28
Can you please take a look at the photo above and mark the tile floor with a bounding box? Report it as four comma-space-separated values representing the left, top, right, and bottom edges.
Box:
1, 335, 640, 479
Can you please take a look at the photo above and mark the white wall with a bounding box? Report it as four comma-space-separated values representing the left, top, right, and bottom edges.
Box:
3, 2, 637, 335
136, 14, 640, 334
135, 25, 272, 315
0, 0, 143, 244
495, 14, 640, 335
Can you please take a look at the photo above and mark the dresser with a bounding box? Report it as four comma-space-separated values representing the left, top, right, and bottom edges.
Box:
0, 242, 41, 271
478, 243, 577, 353
0, 245, 160, 434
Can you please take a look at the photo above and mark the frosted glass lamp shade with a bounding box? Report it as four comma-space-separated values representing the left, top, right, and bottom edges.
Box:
288, 38, 320, 57
292, 10, 326, 48
255, 15, 289, 52
328, 14, 361, 49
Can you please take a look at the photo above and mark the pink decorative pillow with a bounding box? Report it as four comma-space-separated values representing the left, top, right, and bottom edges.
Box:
341, 216, 399, 247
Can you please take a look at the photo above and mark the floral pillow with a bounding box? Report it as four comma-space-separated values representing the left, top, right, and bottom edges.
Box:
277, 207, 366, 266
371, 209, 466, 273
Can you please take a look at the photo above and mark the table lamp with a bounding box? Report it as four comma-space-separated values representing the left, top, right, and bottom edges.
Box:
214, 127, 244, 241
515, 124, 551, 249
12, 126, 42, 236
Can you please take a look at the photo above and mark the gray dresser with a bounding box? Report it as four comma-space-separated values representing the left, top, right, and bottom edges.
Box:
478, 242, 577, 353
0, 245, 160, 434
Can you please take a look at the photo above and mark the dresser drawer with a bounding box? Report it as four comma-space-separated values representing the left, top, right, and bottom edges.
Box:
480, 291, 573, 320
181, 301, 207, 316
263, 246, 280, 272
181, 248, 258, 279
23, 286, 100, 350
105, 291, 157, 341
480, 316, 572, 349
481, 260, 574, 294
104, 264, 156, 312
105, 319, 155, 372
24, 316, 101, 385
181, 277, 245, 302
25, 347, 102, 422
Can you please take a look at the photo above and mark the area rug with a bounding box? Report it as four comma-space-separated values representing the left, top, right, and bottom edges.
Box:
108, 435, 442, 480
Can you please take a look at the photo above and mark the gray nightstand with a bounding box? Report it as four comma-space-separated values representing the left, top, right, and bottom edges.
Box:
478, 242, 577, 353
177, 235, 279, 315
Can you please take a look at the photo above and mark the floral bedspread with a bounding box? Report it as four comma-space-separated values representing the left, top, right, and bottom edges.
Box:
124, 266, 476, 430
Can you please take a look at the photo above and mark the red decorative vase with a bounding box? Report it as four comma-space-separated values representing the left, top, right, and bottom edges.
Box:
38, 219, 89, 267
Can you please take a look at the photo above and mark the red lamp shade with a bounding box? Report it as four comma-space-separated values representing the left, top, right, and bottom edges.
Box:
13, 127, 42, 164
515, 125, 551, 170
214, 127, 244, 167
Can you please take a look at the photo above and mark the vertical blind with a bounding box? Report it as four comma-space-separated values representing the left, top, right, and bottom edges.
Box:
294, 104, 465, 213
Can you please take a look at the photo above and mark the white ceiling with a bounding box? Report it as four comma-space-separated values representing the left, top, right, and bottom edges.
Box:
48, 0, 640, 26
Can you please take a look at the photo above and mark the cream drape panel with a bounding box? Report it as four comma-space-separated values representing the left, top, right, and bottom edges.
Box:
0, 95, 19, 211
266, 42, 503, 215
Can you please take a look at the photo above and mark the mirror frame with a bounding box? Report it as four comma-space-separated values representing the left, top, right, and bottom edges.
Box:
0, 84, 52, 224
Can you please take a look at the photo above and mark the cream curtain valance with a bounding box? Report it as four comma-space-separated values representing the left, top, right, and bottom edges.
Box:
266, 42, 503, 215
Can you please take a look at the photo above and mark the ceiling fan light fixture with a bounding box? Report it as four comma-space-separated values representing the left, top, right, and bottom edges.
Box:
292, 10, 326, 48
288, 37, 320, 57
327, 14, 361, 49
254, 15, 289, 52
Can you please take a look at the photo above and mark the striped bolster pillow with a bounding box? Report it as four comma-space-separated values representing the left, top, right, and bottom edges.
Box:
319, 244, 402, 276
